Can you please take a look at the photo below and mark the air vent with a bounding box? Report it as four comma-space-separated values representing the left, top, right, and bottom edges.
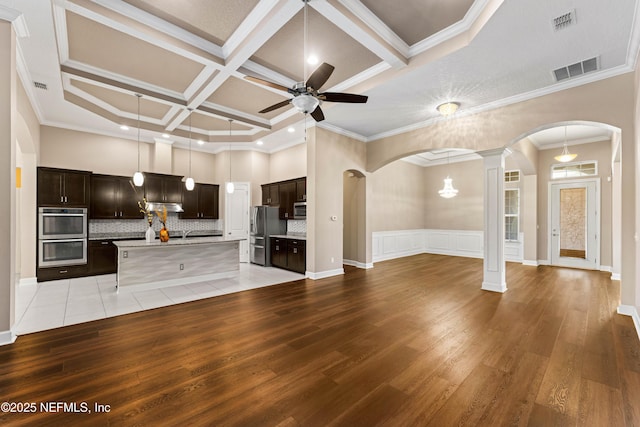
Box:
553, 57, 599, 82
33, 81, 47, 90
553, 10, 576, 31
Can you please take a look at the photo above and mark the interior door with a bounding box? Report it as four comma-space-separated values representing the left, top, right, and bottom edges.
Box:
225, 182, 250, 263
550, 180, 599, 269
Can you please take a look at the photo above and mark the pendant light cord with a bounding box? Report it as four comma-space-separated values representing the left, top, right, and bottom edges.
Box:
188, 109, 192, 176
228, 119, 233, 183
136, 93, 141, 171
303, 0, 308, 82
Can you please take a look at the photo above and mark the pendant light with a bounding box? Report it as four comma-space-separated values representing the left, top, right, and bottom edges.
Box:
554, 126, 577, 163
438, 151, 458, 199
226, 119, 235, 194
132, 93, 144, 186
184, 108, 195, 191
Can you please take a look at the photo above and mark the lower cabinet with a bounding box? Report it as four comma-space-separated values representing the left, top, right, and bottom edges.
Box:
37, 265, 89, 282
88, 240, 118, 275
270, 237, 306, 274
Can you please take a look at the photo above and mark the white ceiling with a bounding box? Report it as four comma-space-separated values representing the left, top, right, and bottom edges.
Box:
3, 0, 638, 160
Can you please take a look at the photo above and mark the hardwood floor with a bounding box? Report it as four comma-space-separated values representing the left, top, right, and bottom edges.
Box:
1, 254, 639, 426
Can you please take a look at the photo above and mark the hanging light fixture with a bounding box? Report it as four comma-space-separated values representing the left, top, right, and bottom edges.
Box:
184, 108, 195, 191
132, 93, 144, 186
438, 151, 458, 199
554, 126, 577, 163
226, 119, 235, 194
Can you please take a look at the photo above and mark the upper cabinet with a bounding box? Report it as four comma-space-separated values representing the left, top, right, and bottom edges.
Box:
90, 174, 143, 219
181, 183, 219, 219
37, 167, 91, 207
144, 173, 182, 203
261, 177, 306, 219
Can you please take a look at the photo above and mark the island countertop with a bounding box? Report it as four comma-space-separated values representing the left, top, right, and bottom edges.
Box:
113, 236, 245, 248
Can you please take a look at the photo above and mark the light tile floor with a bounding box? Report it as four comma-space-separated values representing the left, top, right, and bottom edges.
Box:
15, 264, 305, 335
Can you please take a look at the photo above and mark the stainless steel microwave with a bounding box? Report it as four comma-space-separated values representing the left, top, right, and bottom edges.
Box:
293, 202, 306, 220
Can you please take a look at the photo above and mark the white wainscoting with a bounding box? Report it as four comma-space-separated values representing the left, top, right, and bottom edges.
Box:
371, 229, 524, 263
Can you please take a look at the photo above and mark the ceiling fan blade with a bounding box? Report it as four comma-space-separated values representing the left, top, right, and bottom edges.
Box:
306, 63, 335, 90
310, 105, 325, 122
244, 75, 290, 93
320, 92, 368, 103
259, 99, 291, 114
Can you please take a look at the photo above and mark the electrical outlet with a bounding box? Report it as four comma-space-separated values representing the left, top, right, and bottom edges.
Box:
123, 251, 128, 258
180, 263, 184, 270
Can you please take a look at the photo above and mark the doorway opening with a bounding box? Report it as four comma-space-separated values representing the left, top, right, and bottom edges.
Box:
343, 170, 367, 268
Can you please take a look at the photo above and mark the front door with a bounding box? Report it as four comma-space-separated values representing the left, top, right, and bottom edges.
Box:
550, 180, 599, 269
225, 182, 250, 263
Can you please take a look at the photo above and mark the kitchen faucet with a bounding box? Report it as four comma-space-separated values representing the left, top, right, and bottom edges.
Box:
182, 230, 192, 239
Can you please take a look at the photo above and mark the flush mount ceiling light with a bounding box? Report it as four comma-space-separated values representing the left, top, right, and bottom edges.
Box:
132, 93, 144, 187
437, 102, 460, 116
554, 126, 577, 163
226, 119, 235, 194
184, 109, 195, 191
438, 151, 458, 199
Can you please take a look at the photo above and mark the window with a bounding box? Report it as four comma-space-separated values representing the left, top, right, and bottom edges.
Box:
551, 161, 597, 179
505, 170, 520, 182
505, 189, 519, 241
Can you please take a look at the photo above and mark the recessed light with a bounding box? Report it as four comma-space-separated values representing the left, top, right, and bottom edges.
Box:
256, 140, 264, 146
162, 133, 170, 138
436, 102, 460, 116
307, 55, 318, 65
120, 125, 129, 131
197, 140, 204, 145
287, 127, 295, 133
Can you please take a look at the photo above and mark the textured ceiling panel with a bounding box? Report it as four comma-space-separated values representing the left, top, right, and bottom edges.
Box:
250, 7, 380, 88
360, 0, 475, 45
122, 0, 260, 45
66, 11, 205, 93
207, 76, 290, 119
70, 80, 172, 119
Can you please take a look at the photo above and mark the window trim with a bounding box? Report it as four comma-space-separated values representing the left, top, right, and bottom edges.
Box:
504, 170, 520, 183
551, 160, 598, 180
504, 188, 520, 242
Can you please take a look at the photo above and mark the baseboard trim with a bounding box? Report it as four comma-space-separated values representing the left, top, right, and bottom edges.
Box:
306, 268, 344, 280
0, 330, 17, 346
19, 277, 37, 286
343, 259, 374, 269
481, 281, 508, 293
522, 260, 539, 267
617, 305, 640, 341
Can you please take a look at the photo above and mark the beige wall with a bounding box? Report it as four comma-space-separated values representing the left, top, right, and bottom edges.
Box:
269, 143, 306, 182
423, 159, 484, 230
370, 160, 425, 231
536, 139, 613, 265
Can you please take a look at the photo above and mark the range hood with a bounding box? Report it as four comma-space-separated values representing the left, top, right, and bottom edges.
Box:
147, 202, 184, 213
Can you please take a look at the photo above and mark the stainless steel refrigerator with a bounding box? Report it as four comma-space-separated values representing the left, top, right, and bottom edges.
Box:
250, 206, 286, 266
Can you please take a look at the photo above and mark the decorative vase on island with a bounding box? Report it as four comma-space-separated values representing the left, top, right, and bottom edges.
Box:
159, 227, 169, 242
145, 224, 155, 243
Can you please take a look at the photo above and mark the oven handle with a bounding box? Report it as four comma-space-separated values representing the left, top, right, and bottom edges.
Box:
40, 213, 86, 217
41, 238, 86, 243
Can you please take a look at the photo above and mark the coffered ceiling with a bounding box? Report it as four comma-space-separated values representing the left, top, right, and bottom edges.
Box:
5, 0, 640, 155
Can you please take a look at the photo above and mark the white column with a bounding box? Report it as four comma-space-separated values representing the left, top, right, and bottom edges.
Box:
480, 148, 507, 293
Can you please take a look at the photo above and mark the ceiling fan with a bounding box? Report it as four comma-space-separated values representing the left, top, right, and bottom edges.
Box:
244, 0, 368, 122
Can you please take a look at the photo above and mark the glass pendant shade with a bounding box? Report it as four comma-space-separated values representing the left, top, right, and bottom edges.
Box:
439, 176, 458, 199
133, 171, 144, 187
185, 177, 195, 191
554, 144, 577, 163
226, 182, 235, 194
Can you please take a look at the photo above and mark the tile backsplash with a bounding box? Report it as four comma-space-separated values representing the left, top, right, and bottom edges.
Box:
89, 214, 221, 235
287, 220, 306, 234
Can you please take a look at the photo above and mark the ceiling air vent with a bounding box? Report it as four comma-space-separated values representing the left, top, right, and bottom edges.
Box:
553, 57, 599, 82
33, 81, 47, 90
553, 10, 576, 31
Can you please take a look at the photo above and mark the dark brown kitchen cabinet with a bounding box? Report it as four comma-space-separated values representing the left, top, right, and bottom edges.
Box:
37, 265, 89, 282
261, 183, 279, 206
144, 173, 182, 203
270, 237, 306, 274
278, 181, 296, 219
295, 178, 306, 201
181, 183, 219, 219
88, 240, 117, 275
90, 174, 143, 219
37, 167, 90, 207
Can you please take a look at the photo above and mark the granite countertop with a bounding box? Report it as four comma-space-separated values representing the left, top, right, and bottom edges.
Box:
90, 230, 223, 240
113, 236, 244, 248
269, 234, 307, 241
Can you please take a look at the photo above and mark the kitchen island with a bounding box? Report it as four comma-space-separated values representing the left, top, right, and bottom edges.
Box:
113, 237, 243, 289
